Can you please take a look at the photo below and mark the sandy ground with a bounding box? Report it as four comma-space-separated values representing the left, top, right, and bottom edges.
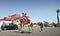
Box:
0, 25, 60, 36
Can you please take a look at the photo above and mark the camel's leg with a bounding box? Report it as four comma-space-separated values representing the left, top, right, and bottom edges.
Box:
22, 24, 24, 31
30, 24, 34, 32
31, 26, 34, 32
19, 24, 24, 32
28, 24, 31, 32
18, 24, 22, 31
0, 27, 1, 32
28, 23, 34, 32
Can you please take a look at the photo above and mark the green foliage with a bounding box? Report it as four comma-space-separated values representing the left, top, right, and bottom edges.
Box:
44, 21, 49, 25
43, 21, 49, 27
56, 9, 60, 13
50, 22, 55, 26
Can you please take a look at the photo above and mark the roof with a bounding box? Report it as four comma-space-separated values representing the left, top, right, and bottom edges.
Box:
0, 14, 20, 21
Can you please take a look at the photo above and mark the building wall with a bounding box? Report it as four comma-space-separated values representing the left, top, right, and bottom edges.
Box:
0, 21, 12, 27
12, 19, 20, 25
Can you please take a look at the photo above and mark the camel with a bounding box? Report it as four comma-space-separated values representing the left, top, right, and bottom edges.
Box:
18, 17, 34, 33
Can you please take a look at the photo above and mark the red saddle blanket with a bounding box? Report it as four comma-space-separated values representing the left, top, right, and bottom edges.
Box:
20, 17, 30, 23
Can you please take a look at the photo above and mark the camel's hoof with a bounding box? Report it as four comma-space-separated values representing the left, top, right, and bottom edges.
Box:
28, 32, 31, 33
21, 31, 25, 33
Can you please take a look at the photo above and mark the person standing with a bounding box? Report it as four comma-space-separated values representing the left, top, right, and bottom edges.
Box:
2, 22, 6, 31
40, 22, 43, 32
38, 22, 43, 32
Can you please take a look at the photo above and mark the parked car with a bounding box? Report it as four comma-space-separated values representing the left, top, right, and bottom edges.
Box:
1, 23, 18, 30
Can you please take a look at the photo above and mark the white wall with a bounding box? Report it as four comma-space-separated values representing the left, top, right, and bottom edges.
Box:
12, 19, 20, 25
0, 21, 12, 27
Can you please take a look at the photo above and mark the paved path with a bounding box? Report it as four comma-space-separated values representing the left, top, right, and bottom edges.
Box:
0, 26, 60, 36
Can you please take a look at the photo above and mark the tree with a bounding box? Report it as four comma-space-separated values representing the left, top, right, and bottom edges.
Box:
56, 9, 60, 24
43, 21, 49, 27
50, 22, 55, 27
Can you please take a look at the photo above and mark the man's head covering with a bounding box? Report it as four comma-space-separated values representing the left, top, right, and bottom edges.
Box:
22, 12, 27, 17
22, 12, 26, 15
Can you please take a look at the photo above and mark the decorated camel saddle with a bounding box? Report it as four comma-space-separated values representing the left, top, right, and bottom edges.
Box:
19, 12, 30, 24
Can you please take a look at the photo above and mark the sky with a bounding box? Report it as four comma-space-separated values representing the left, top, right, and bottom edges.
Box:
0, 0, 60, 23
